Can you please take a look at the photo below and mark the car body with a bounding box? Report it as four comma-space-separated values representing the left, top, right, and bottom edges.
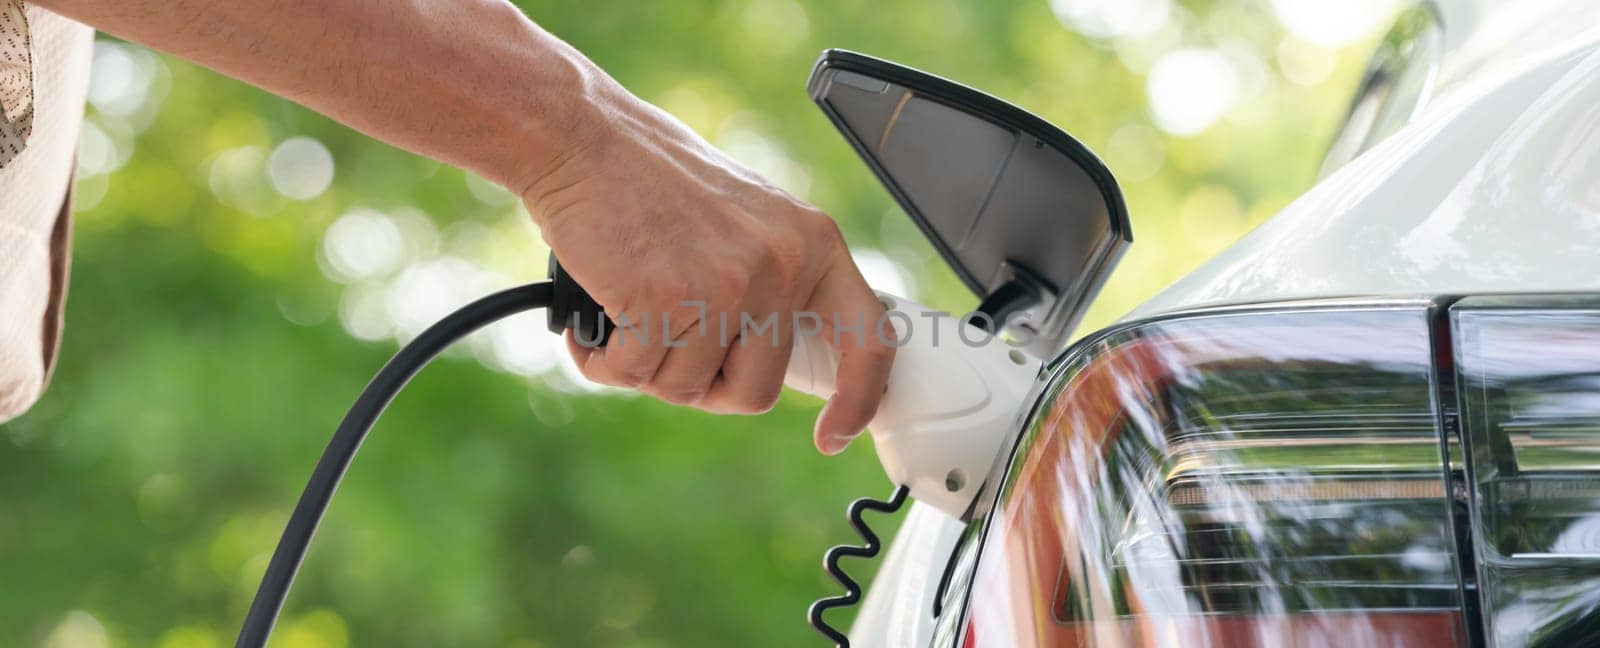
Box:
850, 1, 1600, 645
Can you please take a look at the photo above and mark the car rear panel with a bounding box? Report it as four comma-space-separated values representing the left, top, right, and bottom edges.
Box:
938, 296, 1600, 647
953, 302, 1467, 647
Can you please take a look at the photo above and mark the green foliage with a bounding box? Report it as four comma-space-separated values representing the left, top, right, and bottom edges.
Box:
3, 1, 1384, 645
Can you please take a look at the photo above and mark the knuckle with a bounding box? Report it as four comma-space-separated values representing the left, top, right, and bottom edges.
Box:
597, 359, 652, 388
709, 262, 750, 300
758, 227, 806, 272
617, 371, 653, 389
757, 229, 806, 281
604, 371, 650, 390
656, 383, 709, 406
741, 384, 783, 414
805, 210, 845, 250
863, 337, 897, 360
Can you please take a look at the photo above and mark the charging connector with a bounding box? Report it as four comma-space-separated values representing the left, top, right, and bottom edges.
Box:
785, 293, 1041, 520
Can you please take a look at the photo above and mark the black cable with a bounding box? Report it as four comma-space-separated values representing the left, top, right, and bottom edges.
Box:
236, 281, 554, 648
807, 484, 910, 648
931, 522, 974, 618
965, 277, 1039, 333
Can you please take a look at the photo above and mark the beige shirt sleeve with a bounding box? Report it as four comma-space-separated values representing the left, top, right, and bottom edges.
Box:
0, 1, 91, 424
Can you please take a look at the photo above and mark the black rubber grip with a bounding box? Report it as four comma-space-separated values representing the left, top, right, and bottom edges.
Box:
546, 254, 613, 346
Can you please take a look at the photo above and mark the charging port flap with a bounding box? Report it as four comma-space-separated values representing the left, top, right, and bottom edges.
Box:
807, 49, 1131, 358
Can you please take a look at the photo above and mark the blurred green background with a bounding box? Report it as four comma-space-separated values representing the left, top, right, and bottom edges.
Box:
2, 0, 1403, 645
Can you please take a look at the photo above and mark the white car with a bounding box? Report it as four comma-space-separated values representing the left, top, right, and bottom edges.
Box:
825, 1, 1600, 646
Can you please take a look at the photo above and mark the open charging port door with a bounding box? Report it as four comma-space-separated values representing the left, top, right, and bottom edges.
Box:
807, 50, 1131, 358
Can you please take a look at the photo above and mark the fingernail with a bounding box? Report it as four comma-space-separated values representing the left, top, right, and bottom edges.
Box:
819, 430, 859, 456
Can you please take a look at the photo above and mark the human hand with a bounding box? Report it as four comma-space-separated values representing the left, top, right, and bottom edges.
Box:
27, 0, 892, 451
520, 76, 895, 455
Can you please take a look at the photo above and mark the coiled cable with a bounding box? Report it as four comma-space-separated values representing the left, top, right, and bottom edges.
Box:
807, 484, 911, 647
235, 281, 554, 647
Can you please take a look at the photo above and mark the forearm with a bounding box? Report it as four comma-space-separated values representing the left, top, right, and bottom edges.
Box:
34, 0, 608, 192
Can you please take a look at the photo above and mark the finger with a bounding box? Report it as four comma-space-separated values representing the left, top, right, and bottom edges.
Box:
565, 330, 596, 367
644, 313, 735, 406
575, 309, 671, 388
698, 297, 791, 415
807, 261, 895, 455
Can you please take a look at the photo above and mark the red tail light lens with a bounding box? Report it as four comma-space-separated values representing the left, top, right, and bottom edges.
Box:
1454, 297, 1600, 646
953, 305, 1464, 647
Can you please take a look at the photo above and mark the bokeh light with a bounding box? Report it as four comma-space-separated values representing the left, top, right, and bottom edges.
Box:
1104, 122, 1165, 181
74, 119, 126, 177
1277, 37, 1339, 86
852, 248, 912, 299
87, 42, 152, 117
43, 611, 107, 648
1049, 0, 1171, 39
321, 209, 405, 283
266, 136, 335, 201
207, 145, 276, 215
717, 112, 812, 199
384, 256, 502, 341
1272, 0, 1402, 46
1146, 48, 1242, 136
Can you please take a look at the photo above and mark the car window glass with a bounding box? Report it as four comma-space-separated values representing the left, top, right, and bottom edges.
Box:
1319, 5, 1441, 176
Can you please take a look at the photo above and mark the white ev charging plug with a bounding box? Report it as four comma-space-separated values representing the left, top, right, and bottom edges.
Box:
784, 293, 1041, 520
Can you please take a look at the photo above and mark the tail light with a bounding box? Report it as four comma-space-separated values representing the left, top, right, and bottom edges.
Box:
945, 303, 1467, 647
1453, 297, 1600, 646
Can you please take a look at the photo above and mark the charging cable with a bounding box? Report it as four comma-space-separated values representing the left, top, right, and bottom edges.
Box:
236, 281, 559, 647
808, 485, 910, 647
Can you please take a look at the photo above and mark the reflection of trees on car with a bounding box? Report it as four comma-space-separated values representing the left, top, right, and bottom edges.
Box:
964, 308, 1463, 646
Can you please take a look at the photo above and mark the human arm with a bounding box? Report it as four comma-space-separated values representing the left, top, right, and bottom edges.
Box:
33, 0, 895, 452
